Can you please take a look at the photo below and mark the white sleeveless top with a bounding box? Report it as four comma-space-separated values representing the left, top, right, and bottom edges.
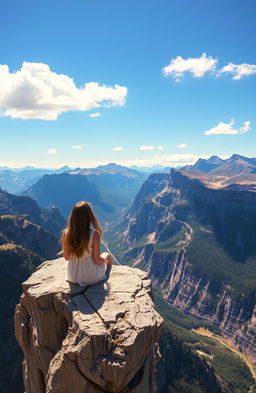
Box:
66, 226, 107, 286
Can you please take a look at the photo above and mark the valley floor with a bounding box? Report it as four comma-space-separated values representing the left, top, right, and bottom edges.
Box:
192, 328, 256, 393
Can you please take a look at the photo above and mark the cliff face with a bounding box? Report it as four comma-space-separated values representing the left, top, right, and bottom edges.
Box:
170, 169, 256, 261
162, 249, 256, 357
0, 191, 65, 393
15, 258, 163, 393
0, 244, 43, 393
0, 215, 60, 259
110, 168, 256, 361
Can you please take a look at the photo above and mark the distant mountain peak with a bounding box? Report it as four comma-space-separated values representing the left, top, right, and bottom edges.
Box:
196, 155, 223, 163
59, 165, 72, 171
182, 155, 224, 173
230, 153, 246, 161
98, 163, 121, 169
208, 155, 223, 161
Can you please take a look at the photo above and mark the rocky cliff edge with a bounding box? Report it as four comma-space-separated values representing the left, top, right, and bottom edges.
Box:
15, 258, 163, 393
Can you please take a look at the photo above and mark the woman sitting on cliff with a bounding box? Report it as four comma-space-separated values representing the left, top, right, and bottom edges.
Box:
61, 201, 112, 295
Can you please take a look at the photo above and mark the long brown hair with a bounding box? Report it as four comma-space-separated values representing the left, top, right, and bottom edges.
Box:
61, 201, 102, 258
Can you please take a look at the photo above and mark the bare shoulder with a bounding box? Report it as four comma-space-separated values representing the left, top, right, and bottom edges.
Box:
92, 230, 100, 246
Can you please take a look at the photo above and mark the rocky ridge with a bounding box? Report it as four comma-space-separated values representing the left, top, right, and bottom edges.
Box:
0, 215, 60, 259
15, 258, 163, 393
182, 154, 256, 175
0, 187, 65, 237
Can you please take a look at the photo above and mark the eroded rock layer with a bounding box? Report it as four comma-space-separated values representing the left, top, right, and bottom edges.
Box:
15, 258, 163, 393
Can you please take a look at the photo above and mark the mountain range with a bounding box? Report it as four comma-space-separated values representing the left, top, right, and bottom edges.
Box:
182, 153, 256, 176
22, 163, 147, 222
0, 165, 71, 194
0, 163, 171, 196
2, 154, 255, 196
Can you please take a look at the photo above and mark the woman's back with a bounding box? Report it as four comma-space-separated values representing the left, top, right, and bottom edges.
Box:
66, 226, 107, 286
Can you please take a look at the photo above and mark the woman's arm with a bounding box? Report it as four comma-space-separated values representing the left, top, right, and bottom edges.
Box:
92, 231, 112, 265
61, 231, 72, 260
63, 247, 71, 261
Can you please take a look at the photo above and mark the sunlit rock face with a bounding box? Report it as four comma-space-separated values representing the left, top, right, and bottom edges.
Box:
15, 258, 163, 393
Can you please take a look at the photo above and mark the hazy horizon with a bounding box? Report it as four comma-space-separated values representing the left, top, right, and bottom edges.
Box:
0, 152, 254, 171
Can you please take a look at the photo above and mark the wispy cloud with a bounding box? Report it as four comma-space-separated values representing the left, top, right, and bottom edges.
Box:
162, 53, 217, 81
67, 154, 222, 168
163, 54, 256, 81
139, 145, 154, 151
46, 148, 58, 155
240, 121, 251, 134
177, 143, 188, 148
0, 62, 128, 120
72, 145, 83, 149
219, 62, 256, 80
118, 154, 230, 168
158, 145, 165, 150
0, 153, 234, 170
89, 112, 101, 118
204, 119, 251, 135
112, 146, 123, 151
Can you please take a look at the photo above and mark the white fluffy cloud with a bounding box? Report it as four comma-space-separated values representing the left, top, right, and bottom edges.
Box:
112, 146, 123, 151
162, 53, 217, 81
219, 62, 256, 80
0, 62, 128, 120
72, 145, 83, 149
89, 112, 101, 118
177, 143, 188, 148
204, 119, 251, 135
46, 148, 58, 155
139, 145, 154, 151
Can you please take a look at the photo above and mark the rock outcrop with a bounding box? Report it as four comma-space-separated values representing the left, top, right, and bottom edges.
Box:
15, 258, 163, 393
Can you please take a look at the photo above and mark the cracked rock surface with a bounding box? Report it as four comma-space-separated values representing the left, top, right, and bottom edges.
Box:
15, 257, 163, 393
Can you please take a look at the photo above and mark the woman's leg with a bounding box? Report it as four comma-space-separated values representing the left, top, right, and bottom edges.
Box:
69, 282, 89, 297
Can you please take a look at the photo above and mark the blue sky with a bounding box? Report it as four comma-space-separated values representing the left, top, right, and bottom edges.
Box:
0, 0, 255, 168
